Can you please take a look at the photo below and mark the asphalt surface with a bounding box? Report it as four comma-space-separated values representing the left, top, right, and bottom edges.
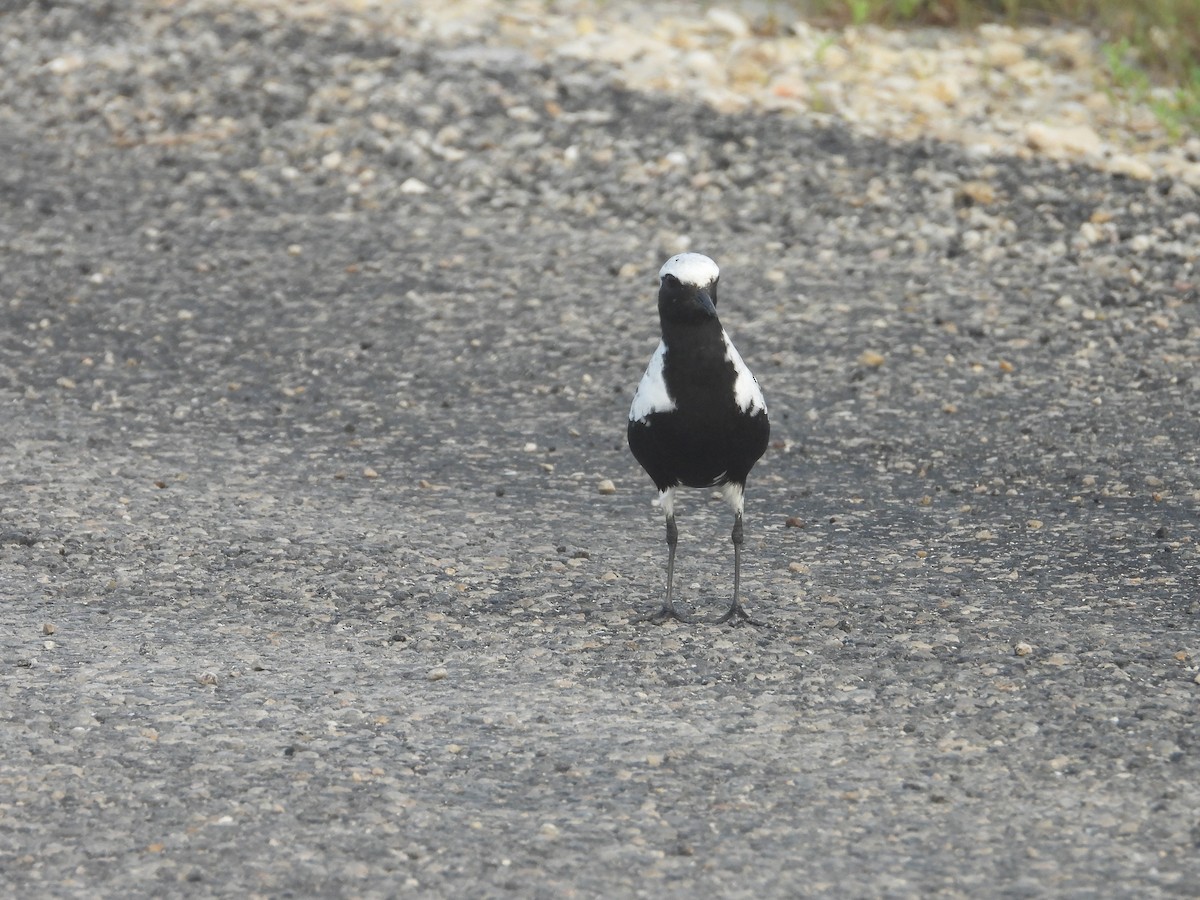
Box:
2, 2, 1198, 897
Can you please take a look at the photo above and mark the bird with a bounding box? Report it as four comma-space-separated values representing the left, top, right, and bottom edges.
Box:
627, 252, 770, 625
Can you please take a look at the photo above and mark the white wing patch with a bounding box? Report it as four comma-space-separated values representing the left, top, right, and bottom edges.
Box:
722, 330, 766, 415
629, 340, 676, 423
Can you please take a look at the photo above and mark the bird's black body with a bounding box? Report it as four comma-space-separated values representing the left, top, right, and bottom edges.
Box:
627, 253, 769, 625
626, 321, 769, 493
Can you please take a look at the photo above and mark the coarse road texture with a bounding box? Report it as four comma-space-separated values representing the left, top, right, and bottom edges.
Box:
2, 2, 1198, 897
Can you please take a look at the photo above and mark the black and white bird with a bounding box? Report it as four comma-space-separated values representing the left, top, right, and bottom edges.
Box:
627, 253, 770, 625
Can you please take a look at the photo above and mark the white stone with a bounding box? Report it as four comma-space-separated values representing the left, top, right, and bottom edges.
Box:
399, 177, 431, 194
705, 8, 749, 40
1025, 122, 1103, 157
1106, 154, 1155, 180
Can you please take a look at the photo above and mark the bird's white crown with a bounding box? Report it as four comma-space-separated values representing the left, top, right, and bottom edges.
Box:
659, 252, 719, 287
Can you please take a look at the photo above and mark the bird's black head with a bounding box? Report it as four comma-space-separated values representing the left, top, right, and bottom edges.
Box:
657, 253, 720, 325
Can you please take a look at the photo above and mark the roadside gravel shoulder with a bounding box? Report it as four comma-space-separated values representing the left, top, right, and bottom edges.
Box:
220, 0, 1200, 187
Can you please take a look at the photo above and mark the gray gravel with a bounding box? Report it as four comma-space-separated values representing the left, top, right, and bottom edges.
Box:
2, 2, 1198, 897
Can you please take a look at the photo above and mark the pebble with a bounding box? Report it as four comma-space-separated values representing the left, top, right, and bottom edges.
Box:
1025, 122, 1103, 158
399, 177, 431, 195
1014, 642, 1034, 657
1107, 155, 1155, 180
427, 666, 448, 681
597, 478, 616, 495
705, 7, 749, 40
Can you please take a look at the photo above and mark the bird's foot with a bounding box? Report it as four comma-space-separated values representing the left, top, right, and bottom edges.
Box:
638, 604, 693, 625
712, 603, 765, 627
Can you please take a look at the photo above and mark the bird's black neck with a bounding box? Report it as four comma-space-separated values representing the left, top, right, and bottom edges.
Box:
660, 315, 724, 358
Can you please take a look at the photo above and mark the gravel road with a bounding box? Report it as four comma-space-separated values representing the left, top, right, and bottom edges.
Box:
2, 2, 1198, 897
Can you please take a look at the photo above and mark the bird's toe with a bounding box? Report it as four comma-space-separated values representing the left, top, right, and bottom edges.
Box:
712, 604, 766, 627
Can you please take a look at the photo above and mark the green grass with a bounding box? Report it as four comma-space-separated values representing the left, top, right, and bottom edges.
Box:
791, 0, 1200, 136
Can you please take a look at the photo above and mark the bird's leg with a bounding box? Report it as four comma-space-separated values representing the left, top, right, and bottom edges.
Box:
714, 512, 763, 626
643, 513, 691, 624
